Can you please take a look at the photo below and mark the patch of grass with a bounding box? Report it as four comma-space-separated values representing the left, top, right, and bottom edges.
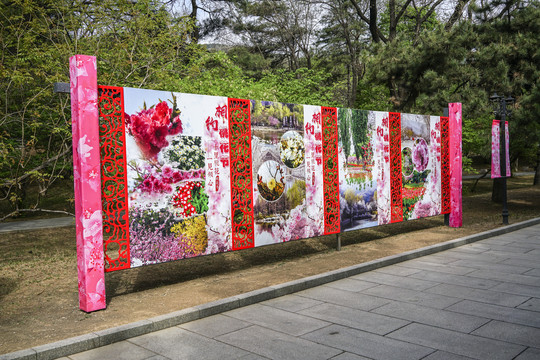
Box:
463, 175, 535, 196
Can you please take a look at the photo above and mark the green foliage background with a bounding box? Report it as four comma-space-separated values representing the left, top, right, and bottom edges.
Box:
1, 0, 539, 218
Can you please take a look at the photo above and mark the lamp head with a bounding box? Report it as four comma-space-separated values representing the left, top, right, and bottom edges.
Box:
490, 93, 502, 102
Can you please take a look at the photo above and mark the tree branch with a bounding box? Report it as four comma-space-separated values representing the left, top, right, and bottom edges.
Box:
349, 0, 387, 43
1, 146, 72, 189
445, 0, 470, 31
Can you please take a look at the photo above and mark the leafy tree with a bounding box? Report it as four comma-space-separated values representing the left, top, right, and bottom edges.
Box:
0, 0, 200, 219
339, 108, 352, 160
318, 0, 367, 107
350, 109, 368, 161
286, 180, 306, 208
205, 0, 320, 70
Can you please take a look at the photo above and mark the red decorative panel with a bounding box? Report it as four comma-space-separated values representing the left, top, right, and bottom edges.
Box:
389, 112, 403, 223
321, 106, 340, 234
98, 86, 130, 271
440, 116, 450, 214
228, 98, 255, 250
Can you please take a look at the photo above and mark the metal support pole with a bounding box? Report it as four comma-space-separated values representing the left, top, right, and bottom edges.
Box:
336, 233, 341, 251
500, 102, 509, 225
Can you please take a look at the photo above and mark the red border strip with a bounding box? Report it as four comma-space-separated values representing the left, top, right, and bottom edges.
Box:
321, 106, 340, 234
389, 112, 403, 223
98, 85, 131, 271
440, 116, 450, 214
228, 98, 255, 250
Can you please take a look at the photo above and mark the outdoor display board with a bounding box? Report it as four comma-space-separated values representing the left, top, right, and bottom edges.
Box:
70, 55, 462, 312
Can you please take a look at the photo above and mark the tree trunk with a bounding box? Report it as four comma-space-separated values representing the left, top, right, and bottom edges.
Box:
389, 0, 396, 41
534, 143, 540, 186
190, 0, 199, 43
369, 0, 379, 43
492, 177, 504, 203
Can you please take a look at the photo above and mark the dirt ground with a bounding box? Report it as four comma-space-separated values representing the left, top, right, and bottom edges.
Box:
1, 182, 539, 354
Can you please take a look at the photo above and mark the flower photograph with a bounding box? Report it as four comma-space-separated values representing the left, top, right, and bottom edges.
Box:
338, 108, 378, 231
257, 160, 285, 202
400, 114, 433, 220
279, 130, 305, 168
123, 89, 229, 267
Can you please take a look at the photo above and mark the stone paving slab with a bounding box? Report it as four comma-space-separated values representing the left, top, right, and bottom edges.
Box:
330, 352, 371, 360
351, 271, 440, 291
260, 294, 323, 313
471, 320, 540, 348
371, 300, 489, 333
489, 281, 540, 297
302, 324, 434, 360
67, 341, 156, 360
296, 286, 390, 311
517, 297, 540, 312
178, 314, 251, 338
425, 282, 530, 307
323, 278, 380, 292
447, 299, 540, 328
128, 327, 251, 360
298, 302, 410, 335
422, 350, 475, 360
397, 259, 477, 275
387, 323, 525, 360
372, 264, 422, 276
407, 269, 502, 289
224, 303, 330, 336
524, 268, 540, 277
362, 284, 461, 309
500, 257, 540, 269
446, 258, 533, 275
466, 269, 540, 286
514, 347, 540, 360
216, 325, 341, 360
2, 217, 540, 360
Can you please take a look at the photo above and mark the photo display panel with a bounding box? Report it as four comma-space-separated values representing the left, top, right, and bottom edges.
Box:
100, 87, 449, 269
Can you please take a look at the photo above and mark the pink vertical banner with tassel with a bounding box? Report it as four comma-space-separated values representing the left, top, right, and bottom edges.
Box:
70, 55, 106, 312
449, 103, 462, 228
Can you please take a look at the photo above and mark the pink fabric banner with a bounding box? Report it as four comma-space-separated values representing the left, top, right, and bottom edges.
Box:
505, 121, 511, 177
449, 103, 462, 228
491, 120, 501, 178
70, 55, 106, 312
491, 120, 511, 178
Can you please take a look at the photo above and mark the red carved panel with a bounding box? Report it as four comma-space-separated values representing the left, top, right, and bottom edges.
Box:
389, 112, 403, 223
228, 98, 255, 250
98, 86, 130, 271
440, 116, 450, 214
321, 106, 340, 234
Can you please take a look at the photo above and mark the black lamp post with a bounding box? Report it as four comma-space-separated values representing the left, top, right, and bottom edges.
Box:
490, 93, 514, 225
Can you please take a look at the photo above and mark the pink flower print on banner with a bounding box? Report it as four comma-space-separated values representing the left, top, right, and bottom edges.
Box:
78, 135, 93, 165
374, 112, 391, 225
413, 138, 429, 172
125, 101, 183, 160
449, 103, 462, 228
82, 209, 104, 273
70, 54, 105, 311
82, 209, 103, 239
491, 120, 501, 178
87, 279, 106, 308
505, 121, 511, 177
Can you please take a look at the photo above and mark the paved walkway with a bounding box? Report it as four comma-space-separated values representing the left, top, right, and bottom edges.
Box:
0, 217, 74, 233
53, 223, 540, 360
